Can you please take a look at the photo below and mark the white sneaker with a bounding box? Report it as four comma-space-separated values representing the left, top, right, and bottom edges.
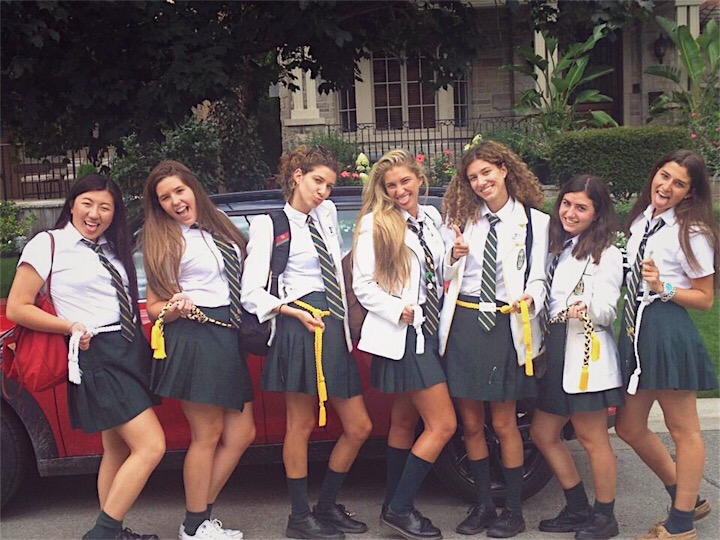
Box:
210, 518, 243, 539
179, 519, 241, 540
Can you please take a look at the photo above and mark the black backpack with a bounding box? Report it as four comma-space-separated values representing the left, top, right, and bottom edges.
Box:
238, 210, 291, 355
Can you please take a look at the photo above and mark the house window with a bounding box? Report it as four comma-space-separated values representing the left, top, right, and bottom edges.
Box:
372, 53, 436, 130
453, 73, 469, 127
338, 87, 357, 132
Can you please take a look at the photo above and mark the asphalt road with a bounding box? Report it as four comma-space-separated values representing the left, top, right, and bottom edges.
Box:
1, 423, 718, 539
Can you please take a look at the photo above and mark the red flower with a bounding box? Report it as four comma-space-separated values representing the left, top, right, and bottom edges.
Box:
415, 153, 426, 163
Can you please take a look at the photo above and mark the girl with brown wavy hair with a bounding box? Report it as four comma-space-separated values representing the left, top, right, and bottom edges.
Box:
439, 140, 549, 538
142, 160, 254, 540
242, 145, 371, 539
352, 149, 456, 540
615, 150, 718, 540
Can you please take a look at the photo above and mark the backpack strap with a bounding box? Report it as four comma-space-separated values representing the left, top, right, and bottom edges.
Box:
268, 210, 291, 296
524, 204, 533, 287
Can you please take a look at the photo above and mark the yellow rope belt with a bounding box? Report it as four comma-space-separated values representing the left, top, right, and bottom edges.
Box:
548, 310, 600, 391
456, 298, 535, 376
151, 302, 233, 360
293, 299, 330, 427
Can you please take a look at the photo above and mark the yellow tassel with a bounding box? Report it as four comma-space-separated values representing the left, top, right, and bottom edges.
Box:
499, 304, 514, 314
591, 332, 600, 361
579, 364, 589, 391
319, 404, 327, 427
151, 321, 166, 359
519, 301, 533, 376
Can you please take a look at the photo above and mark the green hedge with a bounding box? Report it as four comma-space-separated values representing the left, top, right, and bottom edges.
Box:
550, 126, 691, 200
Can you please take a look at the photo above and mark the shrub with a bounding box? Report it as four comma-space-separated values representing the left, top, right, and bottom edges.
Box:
551, 125, 691, 199
75, 163, 97, 180
0, 200, 36, 255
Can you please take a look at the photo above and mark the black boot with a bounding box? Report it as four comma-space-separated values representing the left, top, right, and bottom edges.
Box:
380, 506, 441, 540
456, 503, 497, 535
539, 505, 592, 533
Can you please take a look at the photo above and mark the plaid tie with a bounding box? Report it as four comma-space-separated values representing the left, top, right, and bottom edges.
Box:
478, 214, 500, 331
81, 239, 135, 341
407, 220, 440, 335
210, 234, 243, 329
623, 219, 665, 338
541, 238, 573, 337
307, 216, 345, 320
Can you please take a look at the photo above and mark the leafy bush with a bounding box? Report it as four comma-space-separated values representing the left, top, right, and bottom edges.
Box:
209, 92, 272, 192
0, 200, 36, 255
112, 116, 221, 200
75, 163, 97, 179
306, 131, 361, 185
551, 126, 691, 199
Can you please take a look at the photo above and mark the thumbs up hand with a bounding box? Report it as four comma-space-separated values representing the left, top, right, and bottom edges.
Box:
451, 224, 469, 261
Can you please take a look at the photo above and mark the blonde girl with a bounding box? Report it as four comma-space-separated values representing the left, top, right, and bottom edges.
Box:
352, 149, 456, 540
143, 160, 255, 540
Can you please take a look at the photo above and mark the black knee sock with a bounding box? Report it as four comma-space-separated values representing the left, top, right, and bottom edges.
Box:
502, 465, 524, 513
468, 457, 494, 506
665, 507, 694, 534
388, 453, 433, 516
384, 446, 411, 507
316, 468, 347, 511
207, 502, 214, 518
593, 499, 615, 519
564, 481, 590, 512
183, 508, 209, 536
287, 476, 311, 519
84, 510, 122, 540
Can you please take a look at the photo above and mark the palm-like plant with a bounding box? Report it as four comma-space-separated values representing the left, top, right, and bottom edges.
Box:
645, 17, 720, 174
501, 23, 619, 135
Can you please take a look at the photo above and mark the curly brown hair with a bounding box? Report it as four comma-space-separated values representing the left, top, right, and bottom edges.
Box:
276, 145, 339, 200
443, 140, 544, 228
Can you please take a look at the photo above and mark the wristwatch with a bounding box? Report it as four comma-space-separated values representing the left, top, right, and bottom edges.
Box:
660, 281, 676, 302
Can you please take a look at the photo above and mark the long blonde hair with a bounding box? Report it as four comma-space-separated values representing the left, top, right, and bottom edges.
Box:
353, 149, 429, 293
141, 160, 247, 300
443, 140, 544, 228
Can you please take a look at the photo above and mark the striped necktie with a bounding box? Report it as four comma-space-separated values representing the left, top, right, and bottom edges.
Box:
210, 234, 243, 329
541, 238, 573, 337
81, 239, 135, 341
623, 219, 665, 338
478, 214, 500, 331
307, 215, 345, 320
406, 219, 440, 335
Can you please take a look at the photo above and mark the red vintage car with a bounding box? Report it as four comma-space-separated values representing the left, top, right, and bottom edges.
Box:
1, 187, 558, 509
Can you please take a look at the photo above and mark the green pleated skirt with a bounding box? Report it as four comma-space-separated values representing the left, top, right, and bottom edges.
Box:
68, 323, 160, 434
619, 300, 718, 391
443, 296, 537, 402
536, 322, 624, 416
151, 305, 254, 410
261, 292, 362, 398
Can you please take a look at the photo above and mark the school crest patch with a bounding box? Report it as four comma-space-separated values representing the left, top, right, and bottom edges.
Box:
517, 249, 526, 270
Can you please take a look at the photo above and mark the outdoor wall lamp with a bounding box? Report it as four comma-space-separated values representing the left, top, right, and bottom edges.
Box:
653, 34, 671, 64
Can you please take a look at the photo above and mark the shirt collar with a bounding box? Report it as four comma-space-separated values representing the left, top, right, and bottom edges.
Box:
642, 204, 677, 227
403, 206, 427, 226
480, 197, 514, 222
64, 222, 108, 247
284, 202, 313, 227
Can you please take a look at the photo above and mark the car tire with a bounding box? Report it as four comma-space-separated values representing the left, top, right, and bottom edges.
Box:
434, 399, 554, 504
1, 403, 33, 509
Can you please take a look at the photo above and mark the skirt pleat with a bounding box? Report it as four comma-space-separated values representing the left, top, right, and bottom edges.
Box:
261, 291, 362, 398
536, 322, 624, 416
151, 305, 254, 410
444, 297, 537, 402
619, 300, 718, 391
371, 330, 446, 393
68, 323, 159, 433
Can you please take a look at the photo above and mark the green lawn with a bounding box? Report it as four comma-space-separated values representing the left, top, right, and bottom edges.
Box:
613, 291, 719, 398
0, 255, 19, 298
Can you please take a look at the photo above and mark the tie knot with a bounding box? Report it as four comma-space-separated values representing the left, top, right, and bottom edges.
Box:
306, 215, 314, 225
563, 238, 573, 251
81, 239, 102, 253
488, 214, 500, 227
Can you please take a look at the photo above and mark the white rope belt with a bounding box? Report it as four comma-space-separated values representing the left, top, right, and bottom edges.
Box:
68, 324, 122, 384
627, 293, 659, 395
